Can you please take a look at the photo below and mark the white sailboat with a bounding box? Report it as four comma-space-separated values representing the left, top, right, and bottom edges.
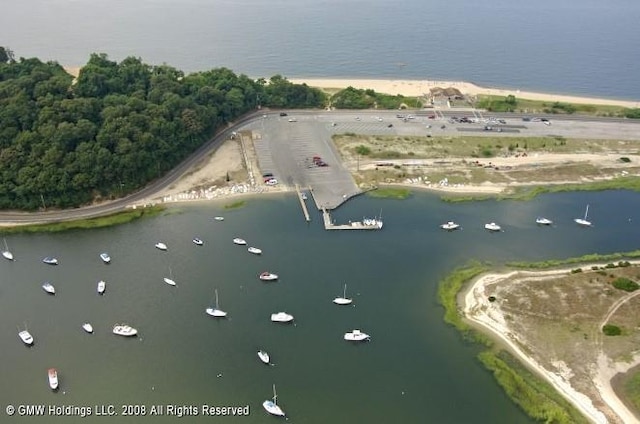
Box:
205, 289, 227, 317
263, 384, 285, 417
333, 283, 353, 305
574, 204, 592, 227
163, 267, 176, 286
2, 238, 14, 261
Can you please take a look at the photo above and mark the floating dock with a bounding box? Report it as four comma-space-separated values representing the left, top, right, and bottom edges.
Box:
322, 209, 383, 230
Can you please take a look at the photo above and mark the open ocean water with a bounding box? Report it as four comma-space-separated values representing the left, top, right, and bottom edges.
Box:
2, 191, 640, 423
1, 0, 639, 100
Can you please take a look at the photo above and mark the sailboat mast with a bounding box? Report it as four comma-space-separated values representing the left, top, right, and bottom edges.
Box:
585, 204, 589, 220
343, 283, 347, 298
273, 384, 277, 404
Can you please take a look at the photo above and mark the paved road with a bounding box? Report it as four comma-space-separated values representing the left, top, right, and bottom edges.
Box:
1, 109, 639, 224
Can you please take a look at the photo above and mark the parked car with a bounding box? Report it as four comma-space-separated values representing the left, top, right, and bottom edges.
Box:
279, 112, 288, 116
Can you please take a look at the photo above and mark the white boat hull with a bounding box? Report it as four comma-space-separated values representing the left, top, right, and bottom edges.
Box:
205, 308, 227, 317
100, 253, 111, 263
333, 297, 353, 305
113, 325, 138, 337
258, 350, 270, 364
263, 401, 285, 417
233, 238, 247, 245
48, 369, 59, 390
42, 283, 55, 294
19, 330, 34, 345
536, 218, 553, 225
574, 218, 592, 227
97, 281, 106, 294
440, 222, 460, 231
484, 223, 501, 231
164, 278, 176, 286
271, 313, 294, 323
82, 323, 93, 333
248, 247, 262, 255
259, 273, 278, 281
2, 251, 13, 260
344, 330, 370, 341
155, 243, 167, 251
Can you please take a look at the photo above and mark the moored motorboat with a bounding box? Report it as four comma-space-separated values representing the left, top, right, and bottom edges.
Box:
155, 242, 168, 251
344, 329, 371, 342
258, 350, 270, 364
270, 312, 294, 323
163, 277, 176, 286
100, 252, 111, 263
97, 280, 106, 294
259, 272, 278, 281
42, 257, 59, 265
248, 246, 262, 255
48, 368, 59, 390
333, 283, 353, 305
192, 237, 204, 246
42, 282, 56, 295
18, 328, 34, 346
263, 384, 285, 417
484, 222, 502, 232
233, 238, 247, 245
214, 216, 224, 221
440, 221, 460, 231
112, 324, 138, 337
82, 323, 93, 333
536, 217, 553, 225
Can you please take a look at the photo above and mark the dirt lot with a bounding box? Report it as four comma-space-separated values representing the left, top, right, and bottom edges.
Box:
333, 134, 640, 191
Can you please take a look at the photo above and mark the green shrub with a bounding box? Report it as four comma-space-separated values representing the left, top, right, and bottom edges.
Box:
570, 268, 583, 274
612, 277, 639, 292
620, 157, 631, 163
355, 145, 371, 155
603, 324, 622, 336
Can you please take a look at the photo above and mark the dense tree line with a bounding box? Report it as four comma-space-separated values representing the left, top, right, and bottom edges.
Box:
0, 51, 326, 210
330, 86, 418, 109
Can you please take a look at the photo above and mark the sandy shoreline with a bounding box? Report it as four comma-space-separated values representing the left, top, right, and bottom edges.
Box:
289, 77, 640, 108
463, 267, 640, 424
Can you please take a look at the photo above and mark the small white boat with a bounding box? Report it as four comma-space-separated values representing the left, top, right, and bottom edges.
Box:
42, 282, 56, 295
536, 217, 553, 225
97, 280, 106, 294
233, 238, 247, 245
301, 192, 308, 200
48, 368, 59, 390
192, 237, 204, 246
333, 283, 353, 305
258, 350, 270, 364
214, 216, 224, 221
99, 252, 111, 263
344, 329, 371, 342
205, 289, 227, 317
2, 238, 14, 261
164, 267, 176, 286
113, 324, 138, 337
574, 204, 592, 227
82, 323, 94, 333
440, 221, 460, 231
263, 384, 285, 417
484, 222, 502, 232
155, 242, 168, 251
271, 312, 294, 323
248, 246, 262, 255
42, 257, 58, 265
259, 272, 278, 281
18, 328, 34, 346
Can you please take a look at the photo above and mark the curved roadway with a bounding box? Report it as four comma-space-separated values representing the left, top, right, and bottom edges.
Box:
0, 110, 638, 225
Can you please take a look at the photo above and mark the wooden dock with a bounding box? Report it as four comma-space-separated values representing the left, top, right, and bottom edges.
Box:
296, 184, 310, 222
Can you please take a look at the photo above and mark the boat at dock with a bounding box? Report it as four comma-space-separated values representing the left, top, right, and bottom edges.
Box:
344, 329, 370, 342
322, 209, 384, 230
48, 368, 59, 390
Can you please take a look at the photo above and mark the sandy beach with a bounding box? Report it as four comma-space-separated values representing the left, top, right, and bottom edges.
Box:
289, 78, 640, 108
463, 267, 640, 424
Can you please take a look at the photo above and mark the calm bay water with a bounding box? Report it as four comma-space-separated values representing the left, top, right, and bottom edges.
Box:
1, 0, 640, 100
2, 191, 640, 423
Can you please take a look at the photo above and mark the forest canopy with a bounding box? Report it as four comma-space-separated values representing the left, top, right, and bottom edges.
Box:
0, 52, 326, 210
